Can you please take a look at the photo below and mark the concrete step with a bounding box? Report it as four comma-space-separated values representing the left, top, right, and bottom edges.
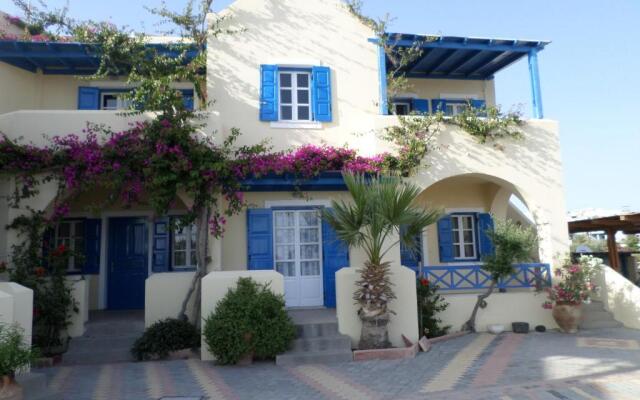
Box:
580, 319, 624, 329
581, 310, 616, 322
582, 301, 606, 312
16, 372, 61, 400
276, 349, 353, 366
295, 322, 340, 338
62, 347, 134, 365
291, 334, 352, 352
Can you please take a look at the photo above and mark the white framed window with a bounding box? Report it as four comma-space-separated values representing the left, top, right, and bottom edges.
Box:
451, 215, 477, 259
100, 92, 132, 111
56, 220, 84, 272
273, 210, 322, 278
278, 71, 311, 122
172, 224, 197, 269
392, 102, 411, 116
445, 102, 469, 116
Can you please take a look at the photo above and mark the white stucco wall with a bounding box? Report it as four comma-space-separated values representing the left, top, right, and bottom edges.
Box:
594, 265, 640, 329
405, 78, 497, 107
67, 277, 88, 338
0, 282, 33, 346
145, 271, 196, 327
200, 270, 284, 360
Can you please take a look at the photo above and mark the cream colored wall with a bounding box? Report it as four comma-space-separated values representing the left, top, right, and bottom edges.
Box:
0, 63, 40, 114
200, 270, 284, 360
441, 291, 557, 332
0, 282, 33, 346
67, 277, 89, 338
594, 265, 640, 329
403, 78, 496, 107
145, 272, 196, 327
207, 0, 385, 154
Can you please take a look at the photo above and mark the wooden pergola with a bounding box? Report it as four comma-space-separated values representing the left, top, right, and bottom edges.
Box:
568, 213, 640, 271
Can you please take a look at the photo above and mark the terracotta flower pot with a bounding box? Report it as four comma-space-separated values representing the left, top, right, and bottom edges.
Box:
552, 302, 582, 333
0, 375, 23, 400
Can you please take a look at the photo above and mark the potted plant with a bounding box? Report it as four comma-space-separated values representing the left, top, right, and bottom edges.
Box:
0, 323, 38, 400
323, 173, 440, 349
542, 255, 602, 333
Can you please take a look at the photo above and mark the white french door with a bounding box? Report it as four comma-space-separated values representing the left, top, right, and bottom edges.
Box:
273, 209, 324, 307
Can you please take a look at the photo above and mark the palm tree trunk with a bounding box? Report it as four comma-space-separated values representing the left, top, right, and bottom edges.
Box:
461, 280, 496, 332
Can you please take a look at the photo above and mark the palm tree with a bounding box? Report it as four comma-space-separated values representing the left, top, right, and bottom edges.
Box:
323, 173, 441, 349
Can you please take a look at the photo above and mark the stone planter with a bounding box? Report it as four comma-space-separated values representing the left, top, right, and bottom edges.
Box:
552, 302, 582, 333
0, 375, 23, 400
358, 311, 390, 350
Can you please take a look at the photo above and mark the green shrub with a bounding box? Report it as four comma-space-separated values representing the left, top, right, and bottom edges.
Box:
416, 277, 450, 338
0, 323, 37, 377
203, 277, 296, 365
131, 318, 200, 361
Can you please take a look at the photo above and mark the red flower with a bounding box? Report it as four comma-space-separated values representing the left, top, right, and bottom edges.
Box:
420, 278, 429, 287
52, 244, 66, 256
34, 267, 46, 277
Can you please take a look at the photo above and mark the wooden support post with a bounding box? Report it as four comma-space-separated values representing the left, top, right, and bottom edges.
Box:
606, 228, 620, 271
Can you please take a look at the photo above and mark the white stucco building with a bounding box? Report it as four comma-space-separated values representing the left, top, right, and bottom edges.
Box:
0, 0, 569, 349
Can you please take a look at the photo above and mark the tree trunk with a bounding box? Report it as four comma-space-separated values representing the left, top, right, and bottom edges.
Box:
358, 309, 391, 350
178, 205, 211, 328
461, 280, 496, 333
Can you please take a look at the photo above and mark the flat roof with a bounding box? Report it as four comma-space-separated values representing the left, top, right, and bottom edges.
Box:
0, 40, 199, 75
376, 33, 549, 80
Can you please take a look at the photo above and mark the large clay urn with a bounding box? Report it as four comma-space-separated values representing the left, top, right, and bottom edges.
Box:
552, 302, 582, 333
0, 375, 23, 400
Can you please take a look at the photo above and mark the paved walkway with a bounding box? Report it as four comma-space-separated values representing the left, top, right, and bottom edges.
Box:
40, 327, 640, 399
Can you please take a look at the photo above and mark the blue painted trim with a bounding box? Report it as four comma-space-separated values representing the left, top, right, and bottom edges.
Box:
528, 50, 544, 119
368, 37, 547, 53
404, 73, 494, 81
278, 67, 312, 72
241, 171, 348, 192
377, 45, 388, 115
423, 263, 552, 291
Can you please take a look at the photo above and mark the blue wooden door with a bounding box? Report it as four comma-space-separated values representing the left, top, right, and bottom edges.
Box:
108, 217, 149, 310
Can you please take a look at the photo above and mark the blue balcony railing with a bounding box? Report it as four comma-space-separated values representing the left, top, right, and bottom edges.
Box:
419, 263, 552, 291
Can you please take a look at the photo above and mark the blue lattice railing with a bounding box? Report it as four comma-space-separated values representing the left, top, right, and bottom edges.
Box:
420, 263, 552, 291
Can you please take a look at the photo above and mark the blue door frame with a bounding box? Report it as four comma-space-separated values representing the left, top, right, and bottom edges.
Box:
107, 217, 149, 310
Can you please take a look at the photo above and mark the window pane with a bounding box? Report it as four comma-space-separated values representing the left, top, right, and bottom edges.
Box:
280, 89, 292, 104
297, 106, 310, 120
300, 244, 319, 260
276, 245, 295, 260
280, 73, 292, 87
275, 212, 295, 227
451, 217, 459, 230
174, 233, 187, 250
301, 261, 320, 276
299, 211, 318, 227
454, 245, 461, 258
463, 230, 474, 244
174, 251, 186, 267
300, 228, 319, 243
464, 245, 475, 257
280, 106, 292, 120
297, 89, 309, 104
297, 73, 309, 88
462, 217, 473, 230
74, 238, 84, 253
394, 104, 409, 115
276, 262, 296, 277
74, 221, 85, 237
445, 105, 454, 115
190, 250, 197, 267
451, 230, 458, 245
58, 223, 71, 238
190, 227, 197, 249
275, 228, 295, 244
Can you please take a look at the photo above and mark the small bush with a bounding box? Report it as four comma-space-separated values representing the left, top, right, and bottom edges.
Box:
131, 318, 200, 361
203, 277, 296, 365
0, 323, 37, 376
416, 277, 450, 338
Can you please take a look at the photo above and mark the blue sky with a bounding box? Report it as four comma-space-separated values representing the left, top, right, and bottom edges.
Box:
4, 0, 639, 212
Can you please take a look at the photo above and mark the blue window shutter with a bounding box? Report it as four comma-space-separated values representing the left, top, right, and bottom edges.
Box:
470, 99, 486, 109
437, 216, 455, 262
400, 225, 422, 272
247, 209, 273, 270
78, 87, 100, 110
477, 213, 495, 257
42, 227, 55, 270
183, 91, 194, 110
431, 99, 447, 114
322, 209, 349, 307
312, 66, 332, 122
152, 217, 170, 273
259, 65, 278, 121
411, 99, 429, 114
82, 219, 101, 274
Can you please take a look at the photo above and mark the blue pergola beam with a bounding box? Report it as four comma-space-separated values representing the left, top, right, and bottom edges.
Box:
528, 49, 544, 119
377, 45, 388, 115
369, 37, 544, 53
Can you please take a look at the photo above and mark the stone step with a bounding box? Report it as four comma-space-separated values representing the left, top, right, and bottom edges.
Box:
291, 334, 352, 352
16, 372, 61, 400
276, 349, 353, 366
580, 319, 623, 329
582, 301, 606, 312
582, 310, 616, 322
295, 322, 340, 338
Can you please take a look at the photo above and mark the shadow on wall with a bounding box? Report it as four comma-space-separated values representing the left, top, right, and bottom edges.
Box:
596, 265, 640, 330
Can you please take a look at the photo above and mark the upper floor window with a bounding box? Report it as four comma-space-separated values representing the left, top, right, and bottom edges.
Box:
279, 71, 311, 121
78, 87, 194, 111
101, 92, 133, 111
259, 65, 332, 125
445, 102, 469, 117
392, 101, 411, 116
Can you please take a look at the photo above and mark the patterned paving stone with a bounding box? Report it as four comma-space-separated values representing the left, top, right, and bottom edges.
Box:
39, 327, 640, 400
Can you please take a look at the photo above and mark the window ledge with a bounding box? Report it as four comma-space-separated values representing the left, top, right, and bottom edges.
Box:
270, 121, 323, 130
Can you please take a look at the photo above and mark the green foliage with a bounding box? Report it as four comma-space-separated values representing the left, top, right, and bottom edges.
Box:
416, 277, 450, 338
381, 114, 441, 176
543, 255, 602, 307
623, 234, 640, 251
0, 324, 37, 377
203, 278, 295, 365
482, 219, 538, 281
7, 211, 78, 355
450, 104, 524, 144
570, 234, 607, 252
131, 318, 200, 361
323, 173, 441, 315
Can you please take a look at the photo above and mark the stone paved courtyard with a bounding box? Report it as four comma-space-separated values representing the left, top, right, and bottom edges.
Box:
39, 327, 640, 399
